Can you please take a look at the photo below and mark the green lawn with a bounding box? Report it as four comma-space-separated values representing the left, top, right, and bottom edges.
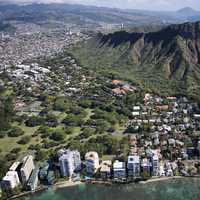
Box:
0, 136, 22, 154
0, 122, 40, 156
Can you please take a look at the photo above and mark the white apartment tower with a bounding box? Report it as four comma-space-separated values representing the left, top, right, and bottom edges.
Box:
59, 149, 81, 177
20, 155, 35, 184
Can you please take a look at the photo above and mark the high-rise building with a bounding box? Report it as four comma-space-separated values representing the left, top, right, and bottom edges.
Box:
27, 168, 39, 191
141, 158, 151, 175
152, 152, 159, 176
1, 171, 20, 190
59, 149, 81, 177
127, 155, 140, 178
85, 152, 99, 175
20, 155, 35, 185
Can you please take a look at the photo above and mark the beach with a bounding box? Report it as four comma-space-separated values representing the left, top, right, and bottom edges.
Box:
53, 180, 83, 189
140, 176, 184, 184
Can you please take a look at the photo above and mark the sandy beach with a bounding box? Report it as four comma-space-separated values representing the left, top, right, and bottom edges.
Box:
53, 180, 83, 189
140, 176, 184, 184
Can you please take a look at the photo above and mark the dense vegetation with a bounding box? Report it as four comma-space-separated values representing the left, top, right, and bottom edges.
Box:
69, 22, 200, 102
0, 56, 145, 179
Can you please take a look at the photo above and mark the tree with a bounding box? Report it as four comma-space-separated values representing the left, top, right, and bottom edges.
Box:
25, 116, 44, 127
50, 130, 65, 141
17, 136, 31, 144
0, 158, 8, 179
35, 149, 48, 161
54, 97, 70, 111
7, 126, 24, 137
10, 147, 21, 154
0, 131, 6, 138
78, 127, 96, 139
78, 99, 92, 108
96, 119, 111, 133
62, 114, 84, 126
0, 96, 14, 131
45, 114, 58, 127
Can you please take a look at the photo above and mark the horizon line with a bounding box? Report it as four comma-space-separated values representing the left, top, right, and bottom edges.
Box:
0, 1, 199, 12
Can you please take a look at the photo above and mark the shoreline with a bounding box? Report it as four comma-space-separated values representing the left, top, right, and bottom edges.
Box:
53, 180, 84, 189
139, 176, 184, 184
11, 176, 200, 199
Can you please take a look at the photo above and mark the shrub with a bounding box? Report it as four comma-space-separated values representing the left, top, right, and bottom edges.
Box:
10, 147, 21, 154
50, 130, 65, 141
7, 127, 25, 137
25, 116, 44, 127
17, 136, 31, 144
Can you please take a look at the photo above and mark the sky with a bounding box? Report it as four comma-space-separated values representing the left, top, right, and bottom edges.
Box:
3, 0, 200, 11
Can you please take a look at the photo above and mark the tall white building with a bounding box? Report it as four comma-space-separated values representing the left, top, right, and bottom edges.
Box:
85, 152, 99, 175
127, 155, 140, 177
151, 150, 159, 176
20, 155, 35, 184
113, 160, 126, 179
59, 149, 81, 177
2, 171, 20, 190
152, 154, 159, 176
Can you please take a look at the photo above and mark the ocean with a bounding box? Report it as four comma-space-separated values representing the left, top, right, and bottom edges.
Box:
23, 178, 200, 200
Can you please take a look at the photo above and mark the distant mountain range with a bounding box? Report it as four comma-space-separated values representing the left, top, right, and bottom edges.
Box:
0, 3, 200, 28
70, 21, 200, 100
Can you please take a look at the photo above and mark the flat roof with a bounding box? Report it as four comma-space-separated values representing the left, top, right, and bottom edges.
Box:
128, 155, 140, 164
3, 171, 18, 181
9, 162, 21, 171
21, 155, 33, 169
100, 161, 112, 172
113, 161, 125, 169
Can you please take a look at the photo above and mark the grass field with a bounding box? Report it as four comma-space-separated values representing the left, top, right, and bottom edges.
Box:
0, 122, 40, 156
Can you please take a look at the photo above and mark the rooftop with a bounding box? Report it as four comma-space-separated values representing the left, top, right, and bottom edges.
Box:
9, 161, 21, 171
128, 155, 140, 164
100, 161, 112, 172
113, 161, 126, 169
85, 151, 99, 161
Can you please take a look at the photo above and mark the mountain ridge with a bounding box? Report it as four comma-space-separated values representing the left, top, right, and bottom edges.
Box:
70, 21, 200, 99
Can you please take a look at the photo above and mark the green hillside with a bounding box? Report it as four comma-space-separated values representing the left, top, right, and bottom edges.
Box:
69, 22, 200, 101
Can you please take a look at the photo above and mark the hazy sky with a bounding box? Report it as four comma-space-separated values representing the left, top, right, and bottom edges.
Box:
4, 0, 200, 11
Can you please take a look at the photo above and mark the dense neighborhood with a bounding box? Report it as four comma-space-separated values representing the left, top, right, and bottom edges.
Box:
1, 91, 200, 199
1, 4, 200, 200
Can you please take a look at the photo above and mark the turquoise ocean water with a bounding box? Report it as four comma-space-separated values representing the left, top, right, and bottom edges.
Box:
23, 178, 200, 200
